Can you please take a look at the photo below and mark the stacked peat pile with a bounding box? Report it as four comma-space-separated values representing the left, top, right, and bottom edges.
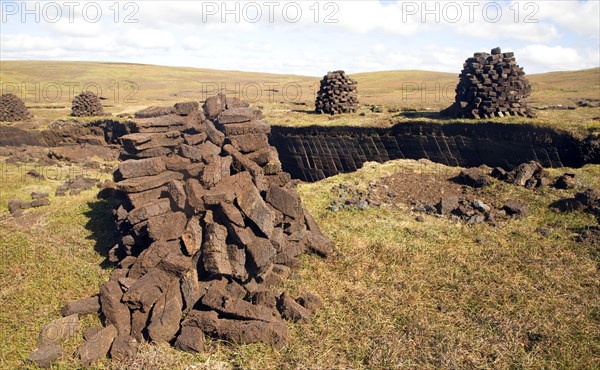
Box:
441, 47, 534, 119
134, 101, 198, 118
71, 91, 105, 117
0, 93, 31, 121
315, 70, 359, 114
28, 96, 332, 367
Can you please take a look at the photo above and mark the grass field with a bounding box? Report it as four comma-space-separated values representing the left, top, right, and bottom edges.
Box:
1, 61, 599, 134
0, 159, 599, 369
0, 61, 599, 368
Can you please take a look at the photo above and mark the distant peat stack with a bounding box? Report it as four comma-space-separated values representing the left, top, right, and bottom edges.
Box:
0, 93, 31, 122
315, 70, 359, 114
71, 91, 106, 117
441, 47, 534, 119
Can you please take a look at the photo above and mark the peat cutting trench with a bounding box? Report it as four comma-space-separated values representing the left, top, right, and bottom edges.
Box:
1, 121, 598, 182
270, 122, 600, 182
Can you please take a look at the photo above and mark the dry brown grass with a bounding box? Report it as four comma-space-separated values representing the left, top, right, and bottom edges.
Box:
1, 61, 599, 134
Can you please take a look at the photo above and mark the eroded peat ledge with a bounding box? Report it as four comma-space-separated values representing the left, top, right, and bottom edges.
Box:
271, 122, 600, 182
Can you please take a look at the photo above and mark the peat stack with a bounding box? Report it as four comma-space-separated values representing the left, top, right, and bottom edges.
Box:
441, 47, 534, 119
315, 70, 359, 114
29, 95, 332, 367
0, 93, 31, 122
71, 91, 105, 117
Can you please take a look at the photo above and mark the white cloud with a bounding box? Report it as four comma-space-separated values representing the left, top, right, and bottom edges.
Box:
373, 43, 387, 55
182, 36, 206, 51
120, 28, 175, 50
330, 1, 421, 36
61, 35, 119, 52
0, 33, 59, 51
1, 1, 599, 75
45, 18, 103, 38
534, 0, 600, 38
128, 1, 570, 43
455, 20, 559, 43
518, 44, 597, 71
343, 45, 464, 74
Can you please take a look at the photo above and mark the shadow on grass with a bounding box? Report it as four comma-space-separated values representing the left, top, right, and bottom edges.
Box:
395, 111, 447, 120
291, 109, 319, 114
84, 197, 121, 269
447, 175, 466, 186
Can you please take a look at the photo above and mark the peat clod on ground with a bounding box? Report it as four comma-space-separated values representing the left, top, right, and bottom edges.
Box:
576, 226, 600, 246
327, 182, 378, 212
326, 162, 529, 226
554, 173, 578, 189
30, 96, 331, 366
8, 192, 50, 217
490, 161, 552, 188
315, 70, 359, 115
458, 167, 494, 188
573, 98, 600, 108
427, 196, 527, 225
552, 188, 600, 246
441, 47, 535, 119
55, 175, 100, 196
552, 188, 600, 218
489, 161, 585, 191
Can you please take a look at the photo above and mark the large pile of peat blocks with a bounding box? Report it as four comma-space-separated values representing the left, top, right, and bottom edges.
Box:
0, 93, 31, 121
315, 70, 360, 114
441, 47, 535, 118
27, 95, 332, 367
71, 91, 106, 117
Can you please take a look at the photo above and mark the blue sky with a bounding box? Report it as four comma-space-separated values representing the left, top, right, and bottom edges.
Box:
1, 0, 599, 76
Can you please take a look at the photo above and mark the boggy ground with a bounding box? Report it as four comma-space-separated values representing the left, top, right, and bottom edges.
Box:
1, 154, 599, 369
335, 163, 502, 210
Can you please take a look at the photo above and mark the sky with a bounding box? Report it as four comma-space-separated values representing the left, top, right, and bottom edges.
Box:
1, 0, 599, 76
